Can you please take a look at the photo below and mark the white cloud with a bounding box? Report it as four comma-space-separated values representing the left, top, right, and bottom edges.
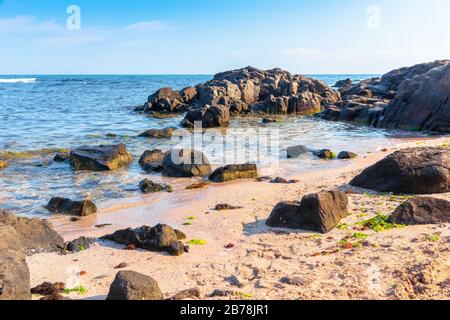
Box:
0, 15, 62, 33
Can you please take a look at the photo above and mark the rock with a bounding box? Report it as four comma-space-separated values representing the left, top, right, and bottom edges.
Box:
167, 241, 189, 256
65, 236, 96, 253
0, 160, 8, 169
266, 190, 349, 233
390, 197, 450, 225
337, 151, 358, 159
162, 149, 212, 178
270, 177, 298, 184
69, 144, 133, 171
209, 164, 258, 182
46, 198, 97, 216
215, 204, 242, 211
138, 127, 177, 139
114, 262, 128, 269
174, 229, 187, 240
167, 288, 201, 300
138, 149, 167, 172
0, 225, 31, 300
185, 181, 209, 190
262, 117, 278, 123
31, 282, 65, 296
139, 179, 173, 194
179, 87, 198, 103
53, 153, 69, 162
181, 105, 230, 128
334, 79, 353, 89
106, 271, 163, 300
145, 87, 186, 113
350, 147, 450, 194
313, 149, 336, 159
40, 292, 65, 300
287, 145, 309, 158
102, 224, 185, 255
225, 275, 244, 288
0, 210, 64, 254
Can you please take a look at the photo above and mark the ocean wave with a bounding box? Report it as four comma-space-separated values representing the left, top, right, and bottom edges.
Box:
0, 78, 37, 84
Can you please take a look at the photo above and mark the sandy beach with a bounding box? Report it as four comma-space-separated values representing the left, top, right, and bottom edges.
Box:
26, 137, 450, 300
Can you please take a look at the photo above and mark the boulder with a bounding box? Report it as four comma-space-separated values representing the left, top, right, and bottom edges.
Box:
181, 105, 230, 128
313, 149, 336, 160
65, 236, 96, 253
139, 179, 173, 194
179, 87, 197, 103
138, 149, 167, 172
266, 190, 349, 233
102, 224, 185, 255
46, 198, 97, 216
262, 118, 278, 124
0, 210, 64, 254
138, 127, 177, 139
337, 151, 358, 159
69, 144, 133, 171
31, 282, 65, 296
53, 153, 69, 162
390, 197, 450, 225
162, 149, 212, 178
0, 225, 31, 300
0, 160, 9, 169
145, 87, 186, 113
350, 147, 450, 194
209, 164, 259, 182
334, 78, 353, 89
106, 271, 163, 300
287, 145, 309, 158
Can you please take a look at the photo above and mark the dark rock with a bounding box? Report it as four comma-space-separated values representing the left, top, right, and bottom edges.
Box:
53, 153, 69, 162
350, 147, 450, 194
174, 229, 187, 240
139, 179, 173, 194
167, 241, 188, 256
114, 262, 128, 269
46, 198, 97, 216
138, 149, 167, 172
40, 292, 65, 300
266, 190, 349, 233
270, 177, 298, 184
215, 204, 242, 211
337, 151, 358, 159
262, 117, 278, 123
390, 197, 450, 225
69, 144, 133, 171
313, 149, 335, 160
106, 271, 163, 300
31, 282, 65, 296
166, 288, 201, 300
0, 210, 64, 254
162, 149, 212, 178
287, 145, 309, 158
145, 87, 186, 113
209, 164, 258, 182
65, 236, 96, 253
0, 225, 31, 300
181, 105, 230, 128
138, 127, 177, 139
334, 78, 353, 89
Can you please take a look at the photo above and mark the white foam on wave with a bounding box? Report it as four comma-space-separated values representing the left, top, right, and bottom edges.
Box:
0, 78, 37, 84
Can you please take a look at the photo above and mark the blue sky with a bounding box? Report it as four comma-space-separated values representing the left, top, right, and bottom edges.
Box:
1, 0, 449, 74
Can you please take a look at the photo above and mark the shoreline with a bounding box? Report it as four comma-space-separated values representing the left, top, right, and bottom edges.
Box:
26, 136, 450, 300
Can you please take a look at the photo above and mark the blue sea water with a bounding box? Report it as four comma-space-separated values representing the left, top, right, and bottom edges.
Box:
0, 74, 418, 216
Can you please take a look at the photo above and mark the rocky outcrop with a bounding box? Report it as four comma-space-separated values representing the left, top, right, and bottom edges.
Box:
350, 147, 450, 194
46, 198, 97, 216
139, 179, 173, 194
334, 79, 352, 90
102, 224, 188, 256
69, 144, 133, 171
162, 149, 212, 177
181, 105, 230, 128
0, 210, 64, 254
138, 127, 177, 139
53, 153, 69, 162
107, 271, 163, 300
0, 225, 31, 300
318, 60, 450, 133
138, 149, 167, 172
140, 67, 340, 126
266, 190, 349, 233
209, 164, 259, 182
390, 197, 450, 225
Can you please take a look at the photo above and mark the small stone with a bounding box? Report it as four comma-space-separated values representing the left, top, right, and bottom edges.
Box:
114, 262, 128, 269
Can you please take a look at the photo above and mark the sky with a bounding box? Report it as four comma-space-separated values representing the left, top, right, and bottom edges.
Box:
0, 0, 449, 74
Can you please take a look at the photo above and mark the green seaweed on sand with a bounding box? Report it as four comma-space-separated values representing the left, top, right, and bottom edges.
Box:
427, 233, 441, 242
63, 285, 88, 295
353, 232, 369, 239
187, 239, 207, 245
359, 214, 404, 232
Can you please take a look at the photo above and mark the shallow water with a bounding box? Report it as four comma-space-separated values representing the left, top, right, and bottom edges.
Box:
0, 74, 425, 216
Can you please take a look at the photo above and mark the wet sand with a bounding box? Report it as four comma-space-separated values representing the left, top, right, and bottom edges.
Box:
27, 137, 450, 300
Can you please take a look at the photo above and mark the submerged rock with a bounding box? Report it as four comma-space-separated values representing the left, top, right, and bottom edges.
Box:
209, 164, 259, 182
287, 145, 309, 158
0, 225, 31, 300
390, 197, 450, 225
46, 198, 97, 217
69, 143, 133, 171
350, 147, 450, 194
313, 149, 336, 160
107, 271, 163, 300
138, 127, 177, 139
162, 149, 212, 178
181, 105, 230, 128
337, 151, 358, 159
266, 190, 349, 233
138, 149, 167, 172
53, 153, 69, 162
0, 210, 64, 254
139, 179, 173, 194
